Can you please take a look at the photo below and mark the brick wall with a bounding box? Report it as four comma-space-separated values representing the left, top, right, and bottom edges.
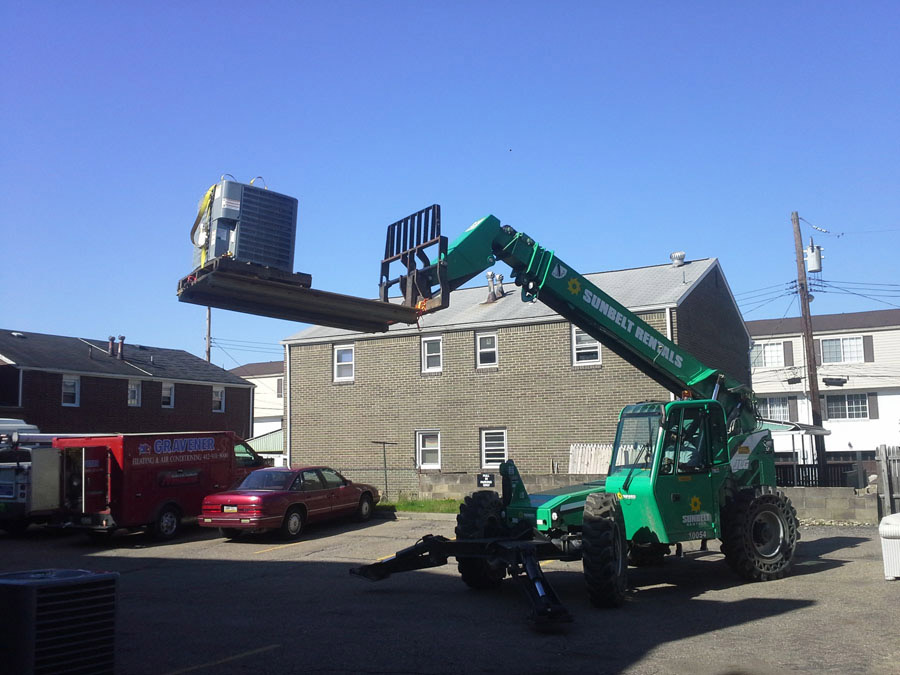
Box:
675, 265, 752, 385
0, 370, 251, 437
289, 314, 672, 498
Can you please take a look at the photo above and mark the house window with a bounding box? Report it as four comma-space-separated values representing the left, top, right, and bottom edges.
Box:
212, 386, 225, 413
481, 429, 507, 469
476, 332, 498, 368
826, 393, 868, 419
127, 380, 142, 407
572, 326, 600, 365
822, 337, 863, 364
416, 430, 441, 469
750, 342, 783, 368
334, 344, 355, 382
422, 337, 443, 373
161, 381, 175, 408
61, 375, 80, 407
757, 396, 789, 420
276, 377, 283, 398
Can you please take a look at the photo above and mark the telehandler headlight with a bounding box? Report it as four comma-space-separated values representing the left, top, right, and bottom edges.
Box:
551, 510, 559, 522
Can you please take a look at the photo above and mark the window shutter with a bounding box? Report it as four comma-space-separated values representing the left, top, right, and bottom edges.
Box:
813, 339, 822, 366
819, 395, 828, 421
788, 396, 798, 422
783, 341, 794, 367
863, 335, 874, 362
867, 392, 879, 419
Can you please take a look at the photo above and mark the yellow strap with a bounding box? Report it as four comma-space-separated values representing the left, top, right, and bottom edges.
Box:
189, 184, 216, 267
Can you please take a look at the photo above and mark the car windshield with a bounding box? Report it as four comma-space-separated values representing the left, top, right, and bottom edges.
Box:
609, 411, 663, 476
238, 471, 294, 490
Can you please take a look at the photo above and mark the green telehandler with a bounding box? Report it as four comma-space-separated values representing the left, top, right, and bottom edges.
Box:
350, 206, 800, 625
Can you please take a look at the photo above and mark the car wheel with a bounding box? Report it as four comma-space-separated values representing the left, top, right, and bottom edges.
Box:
355, 494, 374, 522
219, 528, 242, 539
280, 507, 304, 540
152, 505, 181, 541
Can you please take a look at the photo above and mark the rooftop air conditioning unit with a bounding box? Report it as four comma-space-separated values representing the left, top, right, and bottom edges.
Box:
193, 179, 298, 273
0, 569, 118, 674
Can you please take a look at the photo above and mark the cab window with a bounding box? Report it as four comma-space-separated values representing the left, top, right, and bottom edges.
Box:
234, 442, 262, 468
660, 407, 710, 475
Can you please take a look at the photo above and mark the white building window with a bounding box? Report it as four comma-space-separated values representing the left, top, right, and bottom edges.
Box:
476, 332, 498, 368
127, 380, 142, 407
422, 336, 443, 373
572, 326, 601, 365
416, 430, 441, 469
334, 344, 355, 382
481, 429, 508, 469
61, 375, 80, 407
826, 393, 868, 419
757, 396, 789, 420
212, 386, 225, 413
161, 381, 175, 408
822, 336, 863, 364
276, 377, 284, 398
750, 342, 784, 368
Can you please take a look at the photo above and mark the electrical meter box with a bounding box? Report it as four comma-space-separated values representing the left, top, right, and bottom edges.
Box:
194, 180, 298, 273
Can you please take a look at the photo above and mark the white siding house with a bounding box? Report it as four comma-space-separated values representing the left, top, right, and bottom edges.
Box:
228, 361, 284, 437
747, 310, 900, 459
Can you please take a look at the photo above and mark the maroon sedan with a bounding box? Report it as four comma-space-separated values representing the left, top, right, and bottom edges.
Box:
200, 466, 380, 540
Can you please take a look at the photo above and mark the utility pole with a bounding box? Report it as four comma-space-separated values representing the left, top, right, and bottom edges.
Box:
206, 307, 211, 362
791, 212, 829, 485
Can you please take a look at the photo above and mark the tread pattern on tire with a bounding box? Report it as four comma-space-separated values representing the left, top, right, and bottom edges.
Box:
455, 491, 509, 589
721, 485, 799, 581
582, 492, 627, 608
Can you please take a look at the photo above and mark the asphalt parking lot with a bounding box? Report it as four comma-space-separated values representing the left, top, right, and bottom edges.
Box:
2, 514, 898, 675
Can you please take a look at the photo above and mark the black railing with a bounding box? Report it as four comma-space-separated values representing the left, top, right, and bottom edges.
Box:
775, 462, 857, 488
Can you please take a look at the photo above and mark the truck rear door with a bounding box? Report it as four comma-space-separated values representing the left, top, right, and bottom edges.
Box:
64, 446, 109, 515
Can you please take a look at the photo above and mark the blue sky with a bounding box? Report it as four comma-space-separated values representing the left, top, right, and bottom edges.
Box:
2, 2, 898, 368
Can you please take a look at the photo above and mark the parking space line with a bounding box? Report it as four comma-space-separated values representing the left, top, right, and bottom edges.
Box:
162, 644, 280, 675
254, 541, 306, 555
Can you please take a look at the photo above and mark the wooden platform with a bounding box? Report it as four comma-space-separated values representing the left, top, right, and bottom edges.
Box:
177, 257, 418, 332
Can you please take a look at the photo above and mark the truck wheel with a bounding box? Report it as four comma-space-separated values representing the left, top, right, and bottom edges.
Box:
582, 492, 627, 608
721, 486, 799, 581
455, 491, 509, 589
280, 507, 304, 540
355, 494, 374, 522
628, 542, 669, 567
152, 505, 182, 541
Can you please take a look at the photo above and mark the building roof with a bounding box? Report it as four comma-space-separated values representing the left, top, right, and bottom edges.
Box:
229, 361, 284, 377
285, 258, 722, 344
0, 329, 250, 386
746, 309, 900, 338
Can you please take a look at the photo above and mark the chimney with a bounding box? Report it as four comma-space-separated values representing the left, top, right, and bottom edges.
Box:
496, 273, 505, 297
485, 271, 497, 303
670, 251, 686, 268
108, 336, 116, 356
117, 335, 125, 360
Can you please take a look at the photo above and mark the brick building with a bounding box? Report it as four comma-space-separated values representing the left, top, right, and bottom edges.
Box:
0, 330, 253, 437
283, 257, 749, 499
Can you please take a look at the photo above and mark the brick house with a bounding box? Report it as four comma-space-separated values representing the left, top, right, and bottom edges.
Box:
282, 256, 750, 500
747, 309, 900, 461
229, 360, 284, 436
0, 330, 253, 437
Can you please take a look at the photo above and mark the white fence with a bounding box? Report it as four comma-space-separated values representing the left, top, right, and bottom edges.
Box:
878, 445, 900, 515
568, 443, 613, 474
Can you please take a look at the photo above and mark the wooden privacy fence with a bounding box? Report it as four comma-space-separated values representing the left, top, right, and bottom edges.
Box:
877, 445, 899, 515
569, 443, 613, 474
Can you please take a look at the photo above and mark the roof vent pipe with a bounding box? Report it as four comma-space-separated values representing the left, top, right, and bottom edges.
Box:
485, 271, 497, 303
496, 273, 505, 297
117, 335, 125, 360
670, 251, 686, 267
108, 336, 115, 356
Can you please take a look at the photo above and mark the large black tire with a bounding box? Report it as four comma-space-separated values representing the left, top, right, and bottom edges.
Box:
280, 507, 304, 540
628, 542, 669, 567
455, 491, 509, 589
355, 494, 374, 522
582, 492, 628, 608
0, 520, 31, 537
152, 505, 182, 541
721, 486, 799, 581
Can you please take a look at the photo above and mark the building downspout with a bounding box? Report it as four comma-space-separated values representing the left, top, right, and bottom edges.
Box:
249, 385, 255, 439
285, 345, 291, 465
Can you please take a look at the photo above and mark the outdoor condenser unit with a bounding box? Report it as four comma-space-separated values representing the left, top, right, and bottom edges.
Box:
0, 569, 119, 675
193, 179, 298, 273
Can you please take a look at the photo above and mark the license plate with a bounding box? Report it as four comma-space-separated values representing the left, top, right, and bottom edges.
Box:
223, 505, 238, 513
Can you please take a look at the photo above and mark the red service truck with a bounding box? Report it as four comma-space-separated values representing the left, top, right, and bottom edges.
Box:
53, 431, 268, 540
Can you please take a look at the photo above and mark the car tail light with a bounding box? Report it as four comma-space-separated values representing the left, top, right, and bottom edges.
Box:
238, 505, 263, 516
